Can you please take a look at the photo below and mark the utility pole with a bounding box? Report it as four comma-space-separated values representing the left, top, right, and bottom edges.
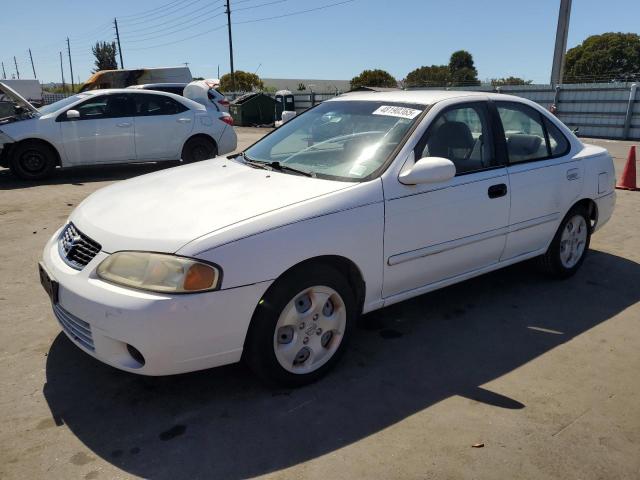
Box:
114, 18, 124, 69
66, 37, 75, 92
550, 0, 572, 86
13, 56, 20, 79
225, 0, 235, 91
28, 48, 37, 79
1, 61, 6, 79
59, 51, 67, 94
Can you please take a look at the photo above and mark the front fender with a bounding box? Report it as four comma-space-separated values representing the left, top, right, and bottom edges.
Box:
183, 198, 385, 313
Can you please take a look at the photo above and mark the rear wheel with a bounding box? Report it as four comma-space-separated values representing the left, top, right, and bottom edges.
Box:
244, 264, 356, 387
537, 206, 591, 278
181, 136, 217, 163
9, 141, 57, 180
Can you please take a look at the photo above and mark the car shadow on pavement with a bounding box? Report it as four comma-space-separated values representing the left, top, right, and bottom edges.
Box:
42, 250, 640, 479
0, 162, 181, 190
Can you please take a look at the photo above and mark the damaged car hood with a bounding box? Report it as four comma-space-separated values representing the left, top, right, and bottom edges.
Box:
0, 81, 39, 118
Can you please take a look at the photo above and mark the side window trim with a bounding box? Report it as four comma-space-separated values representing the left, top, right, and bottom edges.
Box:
494, 101, 571, 166
414, 100, 503, 177
57, 93, 134, 122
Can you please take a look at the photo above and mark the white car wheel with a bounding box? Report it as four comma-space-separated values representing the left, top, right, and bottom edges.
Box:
273, 286, 347, 374
559, 215, 588, 269
244, 263, 356, 386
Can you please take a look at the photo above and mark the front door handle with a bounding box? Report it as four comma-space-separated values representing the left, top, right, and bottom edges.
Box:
116, 122, 132, 128
177, 118, 192, 124
488, 183, 508, 199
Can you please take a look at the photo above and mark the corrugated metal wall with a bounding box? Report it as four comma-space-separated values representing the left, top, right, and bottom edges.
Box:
44, 83, 640, 140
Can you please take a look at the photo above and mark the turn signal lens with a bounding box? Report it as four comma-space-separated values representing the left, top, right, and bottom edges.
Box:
184, 263, 217, 291
97, 252, 221, 293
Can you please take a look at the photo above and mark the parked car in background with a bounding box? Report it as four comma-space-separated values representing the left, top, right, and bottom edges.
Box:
39, 90, 615, 386
128, 79, 230, 112
0, 82, 236, 180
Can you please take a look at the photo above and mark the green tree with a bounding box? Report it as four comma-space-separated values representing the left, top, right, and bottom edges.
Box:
405, 65, 450, 87
297, 82, 306, 91
350, 69, 397, 89
91, 41, 118, 72
219, 71, 264, 92
563, 32, 640, 83
491, 76, 532, 86
448, 50, 479, 86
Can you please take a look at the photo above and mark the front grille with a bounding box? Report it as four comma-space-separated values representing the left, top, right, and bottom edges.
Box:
53, 303, 95, 351
58, 223, 101, 270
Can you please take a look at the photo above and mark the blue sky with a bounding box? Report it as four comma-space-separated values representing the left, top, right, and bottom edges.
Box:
2, 0, 639, 85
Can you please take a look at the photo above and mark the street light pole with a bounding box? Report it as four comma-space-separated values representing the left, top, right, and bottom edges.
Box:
225, 0, 235, 91
550, 0, 572, 86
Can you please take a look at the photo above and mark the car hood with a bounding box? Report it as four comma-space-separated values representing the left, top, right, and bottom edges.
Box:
70, 157, 354, 253
0, 81, 39, 114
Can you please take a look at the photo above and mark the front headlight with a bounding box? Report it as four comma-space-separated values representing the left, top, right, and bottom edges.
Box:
97, 252, 221, 293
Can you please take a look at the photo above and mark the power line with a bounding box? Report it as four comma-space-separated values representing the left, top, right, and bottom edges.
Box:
234, 0, 356, 24
121, 2, 223, 35
119, 0, 217, 26
121, 11, 226, 42
234, 0, 290, 11
126, 24, 227, 51
118, 0, 197, 20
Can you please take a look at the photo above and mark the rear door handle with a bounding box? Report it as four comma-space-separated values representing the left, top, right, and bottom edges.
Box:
488, 183, 508, 199
116, 122, 132, 128
177, 118, 192, 124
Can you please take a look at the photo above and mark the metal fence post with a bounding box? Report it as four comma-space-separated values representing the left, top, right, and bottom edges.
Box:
553, 85, 562, 107
310, 92, 316, 107
623, 83, 638, 140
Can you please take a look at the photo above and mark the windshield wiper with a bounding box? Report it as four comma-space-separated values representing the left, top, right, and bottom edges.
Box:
238, 153, 314, 177
267, 161, 314, 177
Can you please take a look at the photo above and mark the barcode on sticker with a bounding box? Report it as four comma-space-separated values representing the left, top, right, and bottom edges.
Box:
372, 105, 421, 119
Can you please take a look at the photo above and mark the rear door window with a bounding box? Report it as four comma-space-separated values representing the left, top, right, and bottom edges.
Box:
134, 94, 188, 116
496, 102, 570, 163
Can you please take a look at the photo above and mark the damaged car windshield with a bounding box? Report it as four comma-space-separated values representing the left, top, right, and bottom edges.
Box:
244, 100, 425, 181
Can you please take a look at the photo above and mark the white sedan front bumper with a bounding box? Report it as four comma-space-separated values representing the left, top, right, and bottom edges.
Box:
41, 229, 272, 375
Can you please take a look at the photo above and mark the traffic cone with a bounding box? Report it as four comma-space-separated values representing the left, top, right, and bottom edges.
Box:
616, 146, 638, 191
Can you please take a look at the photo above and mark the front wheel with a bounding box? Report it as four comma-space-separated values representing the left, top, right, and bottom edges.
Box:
9, 141, 57, 180
537, 206, 591, 278
244, 265, 356, 387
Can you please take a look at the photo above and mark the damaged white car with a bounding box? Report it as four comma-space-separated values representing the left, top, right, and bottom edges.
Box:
0, 81, 236, 180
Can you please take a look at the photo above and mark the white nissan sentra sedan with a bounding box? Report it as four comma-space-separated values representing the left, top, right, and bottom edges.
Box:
0, 82, 236, 180
39, 90, 616, 386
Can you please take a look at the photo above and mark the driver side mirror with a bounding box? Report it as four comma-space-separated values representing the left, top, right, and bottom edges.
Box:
66, 109, 80, 120
399, 155, 456, 185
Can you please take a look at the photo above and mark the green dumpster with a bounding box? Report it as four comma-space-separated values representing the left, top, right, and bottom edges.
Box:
229, 93, 276, 126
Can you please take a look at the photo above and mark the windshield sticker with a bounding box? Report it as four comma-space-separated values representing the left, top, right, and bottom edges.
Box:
348, 164, 368, 177
372, 105, 422, 119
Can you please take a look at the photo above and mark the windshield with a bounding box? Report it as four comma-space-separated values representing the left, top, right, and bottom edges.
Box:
38, 94, 90, 115
244, 100, 425, 181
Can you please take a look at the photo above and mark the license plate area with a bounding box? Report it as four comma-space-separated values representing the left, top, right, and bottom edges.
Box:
39, 262, 59, 304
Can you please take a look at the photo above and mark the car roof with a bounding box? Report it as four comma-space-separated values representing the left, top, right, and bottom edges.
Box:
80, 88, 207, 111
331, 89, 524, 106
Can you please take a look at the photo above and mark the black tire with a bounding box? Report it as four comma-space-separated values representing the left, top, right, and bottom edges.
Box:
181, 136, 217, 163
243, 264, 356, 387
537, 205, 591, 278
9, 140, 57, 180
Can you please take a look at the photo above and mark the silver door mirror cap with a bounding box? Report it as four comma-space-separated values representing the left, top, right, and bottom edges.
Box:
399, 155, 456, 185
66, 109, 80, 119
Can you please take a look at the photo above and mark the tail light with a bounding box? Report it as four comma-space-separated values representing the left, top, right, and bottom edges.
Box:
218, 99, 230, 106
219, 115, 234, 126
